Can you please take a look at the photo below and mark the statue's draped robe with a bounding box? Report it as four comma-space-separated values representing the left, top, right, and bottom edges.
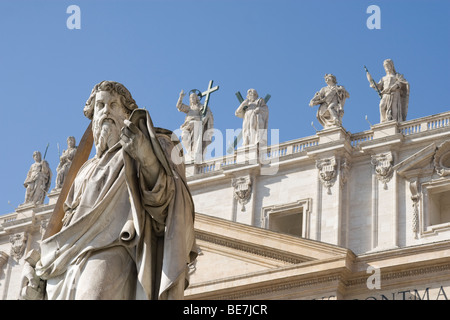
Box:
55, 147, 77, 189
311, 85, 349, 129
376, 73, 409, 123
235, 98, 269, 146
35, 109, 197, 300
24, 160, 52, 205
178, 103, 214, 161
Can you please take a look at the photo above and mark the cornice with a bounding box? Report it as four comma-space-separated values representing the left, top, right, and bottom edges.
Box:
194, 213, 352, 260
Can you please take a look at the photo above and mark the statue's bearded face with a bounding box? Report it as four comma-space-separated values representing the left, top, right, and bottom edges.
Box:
247, 89, 258, 102
92, 90, 128, 157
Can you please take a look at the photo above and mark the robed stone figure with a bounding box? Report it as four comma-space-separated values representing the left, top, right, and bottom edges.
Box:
235, 88, 269, 147
23, 81, 197, 300
55, 136, 77, 189
22, 151, 52, 206
309, 74, 349, 129
367, 59, 409, 123
176, 90, 214, 163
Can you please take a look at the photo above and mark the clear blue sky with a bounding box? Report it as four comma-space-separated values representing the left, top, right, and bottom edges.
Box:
1, 0, 449, 214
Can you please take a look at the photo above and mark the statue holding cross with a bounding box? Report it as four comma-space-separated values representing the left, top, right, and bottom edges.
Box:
22, 150, 52, 206
176, 80, 218, 163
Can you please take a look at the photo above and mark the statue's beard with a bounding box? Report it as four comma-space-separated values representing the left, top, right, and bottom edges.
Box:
93, 117, 121, 157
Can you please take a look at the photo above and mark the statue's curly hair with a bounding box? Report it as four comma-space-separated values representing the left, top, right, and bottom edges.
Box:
383, 59, 397, 74
83, 81, 138, 120
324, 73, 337, 84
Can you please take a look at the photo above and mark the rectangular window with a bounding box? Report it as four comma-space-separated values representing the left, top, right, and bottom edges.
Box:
262, 199, 311, 238
428, 188, 450, 226
421, 181, 450, 235
269, 209, 303, 237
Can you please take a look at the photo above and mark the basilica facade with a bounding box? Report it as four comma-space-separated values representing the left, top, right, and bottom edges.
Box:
1, 108, 450, 300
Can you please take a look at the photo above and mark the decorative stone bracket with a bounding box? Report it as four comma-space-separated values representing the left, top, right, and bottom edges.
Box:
371, 152, 394, 189
340, 158, 351, 187
232, 175, 252, 212
316, 157, 337, 194
9, 232, 27, 261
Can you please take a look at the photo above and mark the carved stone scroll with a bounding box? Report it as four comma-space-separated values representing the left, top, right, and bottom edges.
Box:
410, 180, 420, 236
340, 158, 351, 187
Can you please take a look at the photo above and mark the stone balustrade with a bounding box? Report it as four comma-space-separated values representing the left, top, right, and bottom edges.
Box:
188, 111, 450, 177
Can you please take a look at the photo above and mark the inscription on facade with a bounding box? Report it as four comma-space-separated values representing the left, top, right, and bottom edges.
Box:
356, 285, 449, 300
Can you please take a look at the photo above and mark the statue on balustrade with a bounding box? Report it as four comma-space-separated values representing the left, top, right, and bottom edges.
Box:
176, 89, 214, 163
366, 59, 409, 123
55, 136, 77, 189
309, 74, 350, 129
22, 151, 52, 205
235, 88, 269, 146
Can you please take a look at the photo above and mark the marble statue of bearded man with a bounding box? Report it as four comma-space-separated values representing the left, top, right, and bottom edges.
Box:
235, 88, 269, 147
27, 81, 197, 300
370, 59, 409, 123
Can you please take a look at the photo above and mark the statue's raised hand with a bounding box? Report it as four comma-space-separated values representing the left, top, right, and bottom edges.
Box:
120, 119, 157, 168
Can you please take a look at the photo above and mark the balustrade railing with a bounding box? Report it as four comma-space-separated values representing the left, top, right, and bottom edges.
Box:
350, 131, 374, 147
189, 111, 450, 176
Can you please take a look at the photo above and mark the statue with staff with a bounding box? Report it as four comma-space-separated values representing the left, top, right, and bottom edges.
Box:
55, 136, 77, 189
365, 59, 410, 123
22, 147, 52, 206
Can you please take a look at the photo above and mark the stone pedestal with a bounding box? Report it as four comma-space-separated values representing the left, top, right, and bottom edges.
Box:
236, 144, 259, 165
372, 120, 399, 139
15, 203, 36, 219
316, 126, 349, 144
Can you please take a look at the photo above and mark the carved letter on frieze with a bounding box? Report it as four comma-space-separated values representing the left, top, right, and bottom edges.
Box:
409, 180, 420, 237
9, 232, 27, 261
232, 175, 252, 212
316, 157, 337, 194
371, 152, 394, 189
433, 140, 450, 177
